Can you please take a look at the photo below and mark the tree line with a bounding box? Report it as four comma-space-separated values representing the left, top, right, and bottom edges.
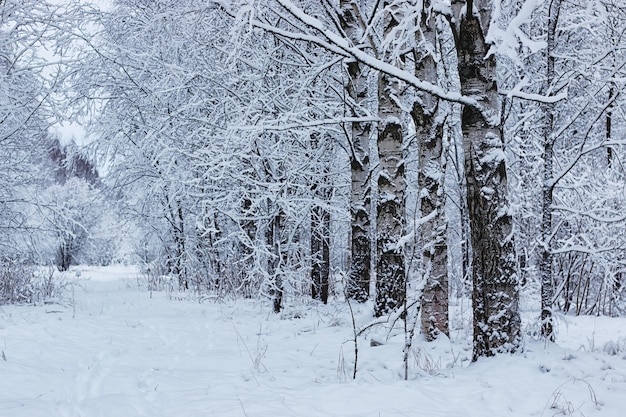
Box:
1, 0, 625, 362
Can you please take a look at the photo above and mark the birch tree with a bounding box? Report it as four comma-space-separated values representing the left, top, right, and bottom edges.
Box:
451, 0, 522, 358
413, 1, 449, 339
340, 0, 374, 302
239, 2, 526, 354
538, 0, 562, 342
374, 1, 407, 316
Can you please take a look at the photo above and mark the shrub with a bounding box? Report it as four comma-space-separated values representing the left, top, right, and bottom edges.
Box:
0, 258, 35, 304
0, 259, 63, 305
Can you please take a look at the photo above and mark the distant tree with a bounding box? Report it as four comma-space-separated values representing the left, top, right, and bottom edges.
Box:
47, 138, 99, 186
503, 0, 626, 330
70, 0, 345, 304
37, 138, 113, 270
310, 135, 331, 304
39, 178, 103, 271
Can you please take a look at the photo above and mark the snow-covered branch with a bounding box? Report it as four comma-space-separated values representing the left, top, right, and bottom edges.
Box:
548, 140, 626, 189
551, 205, 626, 224
503, 89, 568, 103
233, 116, 378, 132
268, 0, 478, 107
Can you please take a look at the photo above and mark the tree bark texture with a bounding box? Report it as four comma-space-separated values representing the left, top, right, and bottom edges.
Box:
375, 2, 406, 317
453, 0, 522, 360
540, 0, 561, 342
268, 206, 285, 313
341, 0, 372, 302
166, 196, 188, 290
240, 197, 257, 296
311, 201, 330, 303
413, 3, 449, 340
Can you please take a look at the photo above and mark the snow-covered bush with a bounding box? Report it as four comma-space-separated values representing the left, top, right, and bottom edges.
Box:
0, 260, 62, 305
0, 259, 35, 304
36, 178, 124, 270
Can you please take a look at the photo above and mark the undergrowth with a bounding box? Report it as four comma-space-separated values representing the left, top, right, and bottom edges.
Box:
0, 259, 68, 305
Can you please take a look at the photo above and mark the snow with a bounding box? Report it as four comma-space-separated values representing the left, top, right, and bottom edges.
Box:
488, 0, 548, 64
273, 0, 478, 107
2, 265, 626, 417
479, 147, 505, 166
503, 83, 569, 104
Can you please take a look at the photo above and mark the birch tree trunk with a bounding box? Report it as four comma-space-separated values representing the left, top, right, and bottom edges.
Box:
240, 197, 257, 295
340, 0, 372, 302
413, 3, 449, 340
540, 0, 561, 342
452, 0, 522, 360
374, 1, 406, 317
311, 184, 330, 304
268, 206, 285, 313
164, 190, 188, 290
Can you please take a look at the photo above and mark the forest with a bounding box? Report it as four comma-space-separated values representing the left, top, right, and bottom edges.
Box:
2, 0, 626, 381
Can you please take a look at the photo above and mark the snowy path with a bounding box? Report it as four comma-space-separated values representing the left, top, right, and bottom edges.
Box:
1, 266, 626, 416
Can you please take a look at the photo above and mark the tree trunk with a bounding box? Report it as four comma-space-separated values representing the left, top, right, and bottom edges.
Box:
453, 0, 522, 360
56, 238, 73, 272
374, 2, 406, 317
240, 197, 257, 296
166, 196, 188, 290
540, 0, 561, 342
607, 86, 614, 167
413, 2, 449, 340
340, 0, 372, 302
311, 203, 330, 303
309, 133, 332, 304
268, 207, 285, 313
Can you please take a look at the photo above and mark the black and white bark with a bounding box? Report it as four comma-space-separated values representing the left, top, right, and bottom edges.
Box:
311, 175, 331, 303
413, 2, 449, 340
311, 205, 330, 303
452, 0, 522, 360
374, 1, 406, 317
540, 0, 562, 342
268, 206, 285, 313
340, 0, 373, 302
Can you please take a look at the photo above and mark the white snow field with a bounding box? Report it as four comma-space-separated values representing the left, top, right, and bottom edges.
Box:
1, 265, 626, 417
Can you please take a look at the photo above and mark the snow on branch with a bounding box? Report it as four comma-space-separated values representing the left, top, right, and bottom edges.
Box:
502, 88, 568, 104
233, 116, 378, 132
550, 243, 622, 256
271, 0, 478, 107
551, 205, 626, 224
251, 21, 351, 59
488, 0, 547, 64
548, 140, 626, 189
501, 75, 567, 104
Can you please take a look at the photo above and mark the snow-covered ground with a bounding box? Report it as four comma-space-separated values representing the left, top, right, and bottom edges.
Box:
1, 265, 625, 417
